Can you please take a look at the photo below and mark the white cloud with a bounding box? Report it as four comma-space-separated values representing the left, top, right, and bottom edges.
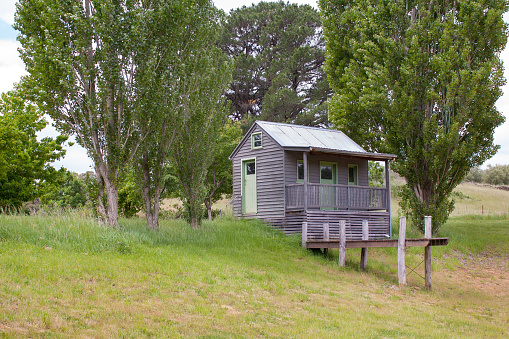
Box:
52, 142, 94, 174
0, 0, 16, 25
0, 39, 25, 93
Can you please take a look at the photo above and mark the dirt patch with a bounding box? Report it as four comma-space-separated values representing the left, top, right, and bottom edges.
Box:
445, 250, 509, 298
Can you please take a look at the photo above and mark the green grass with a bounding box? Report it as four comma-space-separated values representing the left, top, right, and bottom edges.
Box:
0, 212, 508, 338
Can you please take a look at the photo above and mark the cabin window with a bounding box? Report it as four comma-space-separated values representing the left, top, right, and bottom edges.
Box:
321, 165, 333, 180
348, 164, 358, 185
246, 161, 256, 175
297, 160, 309, 183
251, 132, 262, 149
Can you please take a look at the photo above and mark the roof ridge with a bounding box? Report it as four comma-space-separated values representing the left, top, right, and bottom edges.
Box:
256, 120, 345, 134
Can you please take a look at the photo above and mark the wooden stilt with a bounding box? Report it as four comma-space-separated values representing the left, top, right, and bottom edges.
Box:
302, 222, 308, 249
360, 220, 369, 270
398, 217, 407, 288
323, 223, 329, 241
338, 220, 346, 267
424, 216, 432, 291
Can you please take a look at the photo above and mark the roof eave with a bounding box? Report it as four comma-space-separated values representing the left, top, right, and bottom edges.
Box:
281, 146, 396, 160
310, 147, 397, 160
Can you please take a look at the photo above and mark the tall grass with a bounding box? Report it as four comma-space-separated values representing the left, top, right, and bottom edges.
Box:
0, 212, 507, 337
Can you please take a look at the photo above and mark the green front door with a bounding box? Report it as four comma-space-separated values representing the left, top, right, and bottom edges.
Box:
320, 161, 337, 210
242, 159, 257, 214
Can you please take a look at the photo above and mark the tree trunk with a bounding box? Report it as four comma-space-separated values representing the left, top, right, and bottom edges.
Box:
95, 168, 107, 225
140, 152, 161, 230
95, 163, 119, 228
190, 215, 200, 229
104, 179, 119, 229
204, 197, 212, 221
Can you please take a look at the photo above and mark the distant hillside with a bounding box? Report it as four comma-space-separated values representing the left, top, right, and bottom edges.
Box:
390, 181, 509, 217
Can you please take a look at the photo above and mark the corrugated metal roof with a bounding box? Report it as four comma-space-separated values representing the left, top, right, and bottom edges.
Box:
256, 121, 366, 153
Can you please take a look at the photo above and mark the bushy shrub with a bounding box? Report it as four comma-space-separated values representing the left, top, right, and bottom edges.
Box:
463, 165, 509, 186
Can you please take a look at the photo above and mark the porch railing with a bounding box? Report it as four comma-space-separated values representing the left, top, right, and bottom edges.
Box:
285, 183, 388, 211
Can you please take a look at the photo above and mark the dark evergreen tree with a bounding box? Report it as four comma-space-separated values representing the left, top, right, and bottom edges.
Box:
221, 1, 330, 127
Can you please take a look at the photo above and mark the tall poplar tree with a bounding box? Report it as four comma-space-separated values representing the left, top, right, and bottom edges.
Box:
320, 0, 507, 233
15, 0, 147, 227
172, 46, 233, 229
132, 0, 218, 230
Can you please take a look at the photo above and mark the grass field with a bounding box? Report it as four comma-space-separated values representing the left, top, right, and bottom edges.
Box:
389, 181, 509, 218
0, 204, 507, 338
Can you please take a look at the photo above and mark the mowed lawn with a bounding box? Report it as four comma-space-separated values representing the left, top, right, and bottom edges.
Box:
0, 210, 508, 338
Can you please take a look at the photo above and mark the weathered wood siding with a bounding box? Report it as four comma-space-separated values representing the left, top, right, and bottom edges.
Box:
231, 124, 285, 219
283, 151, 369, 186
305, 210, 390, 240
267, 210, 390, 239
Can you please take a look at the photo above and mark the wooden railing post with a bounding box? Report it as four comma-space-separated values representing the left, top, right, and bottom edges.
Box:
338, 220, 346, 267
385, 160, 392, 237
398, 217, 407, 288
302, 222, 308, 249
424, 216, 432, 290
360, 220, 369, 270
303, 152, 308, 212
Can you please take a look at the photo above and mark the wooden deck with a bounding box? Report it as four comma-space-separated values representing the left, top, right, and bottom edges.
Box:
306, 237, 449, 249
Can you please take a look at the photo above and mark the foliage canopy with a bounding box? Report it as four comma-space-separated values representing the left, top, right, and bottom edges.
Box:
320, 0, 507, 233
221, 1, 330, 128
0, 89, 67, 209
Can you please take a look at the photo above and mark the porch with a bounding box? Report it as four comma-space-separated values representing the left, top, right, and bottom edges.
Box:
285, 183, 389, 211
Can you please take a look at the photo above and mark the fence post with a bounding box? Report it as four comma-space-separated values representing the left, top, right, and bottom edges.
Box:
360, 220, 369, 270
339, 220, 346, 267
424, 216, 432, 290
302, 222, 308, 249
398, 217, 407, 288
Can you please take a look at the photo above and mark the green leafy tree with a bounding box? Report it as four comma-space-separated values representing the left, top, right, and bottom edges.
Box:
117, 168, 143, 218
320, 0, 507, 233
172, 47, 233, 228
203, 120, 243, 220
15, 0, 154, 227
0, 89, 67, 209
133, 0, 219, 230
221, 1, 330, 126
484, 164, 509, 185
368, 161, 385, 187
40, 170, 89, 209
464, 166, 484, 183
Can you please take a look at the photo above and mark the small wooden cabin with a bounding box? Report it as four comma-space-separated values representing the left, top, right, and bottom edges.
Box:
229, 121, 396, 240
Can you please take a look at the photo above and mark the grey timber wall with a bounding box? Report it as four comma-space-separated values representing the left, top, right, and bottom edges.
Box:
267, 210, 390, 238
231, 124, 285, 219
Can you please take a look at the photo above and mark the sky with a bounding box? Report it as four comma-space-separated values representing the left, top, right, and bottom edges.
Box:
1, 0, 508, 173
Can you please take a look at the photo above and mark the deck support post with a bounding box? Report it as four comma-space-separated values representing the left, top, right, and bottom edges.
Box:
398, 217, 407, 288
424, 216, 432, 291
302, 222, 308, 249
360, 220, 369, 270
338, 220, 346, 267
323, 222, 329, 254
323, 223, 329, 241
